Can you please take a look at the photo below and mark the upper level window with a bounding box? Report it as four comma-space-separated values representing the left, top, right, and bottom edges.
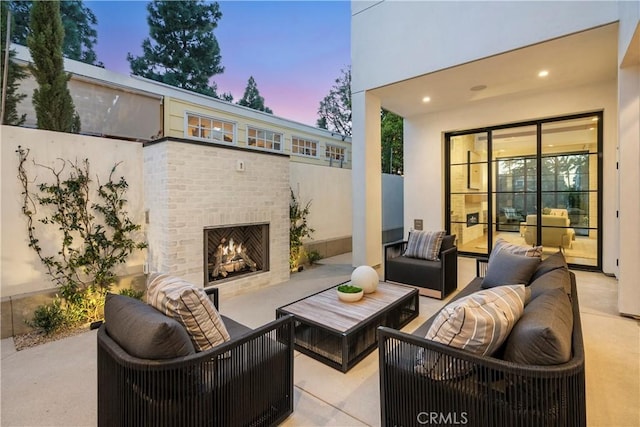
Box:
326, 145, 346, 162
291, 136, 318, 157
247, 126, 282, 151
186, 113, 235, 144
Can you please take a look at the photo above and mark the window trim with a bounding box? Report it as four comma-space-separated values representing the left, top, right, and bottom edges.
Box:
184, 111, 237, 145
245, 125, 284, 153
291, 135, 319, 159
325, 143, 348, 164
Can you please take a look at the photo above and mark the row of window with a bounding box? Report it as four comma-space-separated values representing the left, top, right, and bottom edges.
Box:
186, 112, 348, 163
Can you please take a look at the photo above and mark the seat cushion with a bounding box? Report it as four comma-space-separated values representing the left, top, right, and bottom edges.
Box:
482, 250, 540, 288
404, 230, 445, 260
386, 255, 442, 289
104, 293, 195, 359
503, 288, 573, 365
147, 273, 231, 352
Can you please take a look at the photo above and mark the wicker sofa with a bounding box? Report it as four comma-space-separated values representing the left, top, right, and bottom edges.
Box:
378, 257, 585, 427
97, 287, 294, 427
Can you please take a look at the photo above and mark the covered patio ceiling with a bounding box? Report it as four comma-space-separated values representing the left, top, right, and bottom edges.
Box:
370, 23, 619, 119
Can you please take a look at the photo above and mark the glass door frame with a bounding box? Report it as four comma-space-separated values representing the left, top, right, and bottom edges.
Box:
445, 111, 603, 271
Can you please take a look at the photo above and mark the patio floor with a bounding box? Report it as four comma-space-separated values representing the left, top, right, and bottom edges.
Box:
1, 254, 638, 426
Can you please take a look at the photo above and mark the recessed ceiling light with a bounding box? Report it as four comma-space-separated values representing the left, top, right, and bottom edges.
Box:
538, 70, 549, 78
591, 117, 598, 121
589, 127, 595, 131
422, 96, 431, 103
470, 85, 487, 91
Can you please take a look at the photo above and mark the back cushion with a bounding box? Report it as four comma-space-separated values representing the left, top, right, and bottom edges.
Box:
439, 234, 456, 252
529, 267, 572, 300
531, 250, 568, 282
147, 274, 230, 352
503, 288, 573, 365
104, 293, 195, 359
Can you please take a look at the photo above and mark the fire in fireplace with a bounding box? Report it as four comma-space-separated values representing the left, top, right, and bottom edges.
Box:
204, 223, 269, 284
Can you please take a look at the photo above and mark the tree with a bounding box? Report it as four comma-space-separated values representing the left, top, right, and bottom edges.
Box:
381, 109, 403, 174
317, 67, 403, 172
8, 0, 101, 66
27, 0, 80, 133
316, 66, 351, 136
237, 76, 273, 113
1, 2, 27, 125
128, 0, 225, 98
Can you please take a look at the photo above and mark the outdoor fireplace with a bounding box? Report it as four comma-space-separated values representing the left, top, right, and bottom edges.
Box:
204, 223, 269, 284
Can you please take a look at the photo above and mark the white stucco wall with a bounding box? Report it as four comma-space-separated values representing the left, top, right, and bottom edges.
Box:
351, 1, 620, 93
404, 81, 618, 274
290, 162, 352, 243
0, 126, 145, 297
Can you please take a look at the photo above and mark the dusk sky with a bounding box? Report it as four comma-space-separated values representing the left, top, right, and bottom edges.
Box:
89, 1, 351, 127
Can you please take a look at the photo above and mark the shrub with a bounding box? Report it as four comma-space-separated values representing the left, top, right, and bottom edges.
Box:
119, 287, 145, 300
307, 249, 322, 265
29, 298, 66, 335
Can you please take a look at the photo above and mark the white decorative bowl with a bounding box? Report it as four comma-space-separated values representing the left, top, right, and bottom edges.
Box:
351, 265, 379, 294
336, 288, 364, 302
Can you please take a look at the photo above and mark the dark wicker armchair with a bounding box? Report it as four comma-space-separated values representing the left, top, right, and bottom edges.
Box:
377, 259, 586, 427
384, 235, 458, 299
97, 288, 294, 427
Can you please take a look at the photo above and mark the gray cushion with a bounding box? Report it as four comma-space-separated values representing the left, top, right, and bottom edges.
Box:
529, 267, 572, 300
440, 234, 456, 252
503, 288, 573, 365
530, 250, 568, 282
491, 237, 542, 258
104, 293, 195, 359
482, 251, 540, 288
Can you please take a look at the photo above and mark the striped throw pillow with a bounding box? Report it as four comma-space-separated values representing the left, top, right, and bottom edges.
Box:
416, 285, 526, 379
404, 230, 445, 260
147, 274, 230, 352
492, 237, 542, 258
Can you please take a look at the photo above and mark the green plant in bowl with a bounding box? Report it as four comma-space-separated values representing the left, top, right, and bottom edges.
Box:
337, 284, 363, 293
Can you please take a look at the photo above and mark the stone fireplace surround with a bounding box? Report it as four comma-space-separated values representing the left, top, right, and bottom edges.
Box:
143, 138, 290, 296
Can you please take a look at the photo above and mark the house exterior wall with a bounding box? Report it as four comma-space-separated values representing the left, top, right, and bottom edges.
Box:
351, 1, 619, 93
164, 97, 352, 170
404, 81, 618, 273
352, 0, 640, 315
0, 126, 146, 297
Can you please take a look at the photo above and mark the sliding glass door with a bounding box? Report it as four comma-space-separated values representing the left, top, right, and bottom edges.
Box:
446, 112, 602, 269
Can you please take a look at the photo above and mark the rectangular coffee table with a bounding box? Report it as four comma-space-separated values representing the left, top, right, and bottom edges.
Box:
275, 281, 419, 372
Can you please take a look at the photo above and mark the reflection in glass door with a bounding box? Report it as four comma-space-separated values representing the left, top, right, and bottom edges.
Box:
447, 132, 489, 256
446, 113, 602, 269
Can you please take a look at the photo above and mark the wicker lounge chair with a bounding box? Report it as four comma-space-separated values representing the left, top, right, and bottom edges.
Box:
97, 288, 294, 427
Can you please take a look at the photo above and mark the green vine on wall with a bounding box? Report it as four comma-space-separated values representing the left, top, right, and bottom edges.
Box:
16, 146, 147, 332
